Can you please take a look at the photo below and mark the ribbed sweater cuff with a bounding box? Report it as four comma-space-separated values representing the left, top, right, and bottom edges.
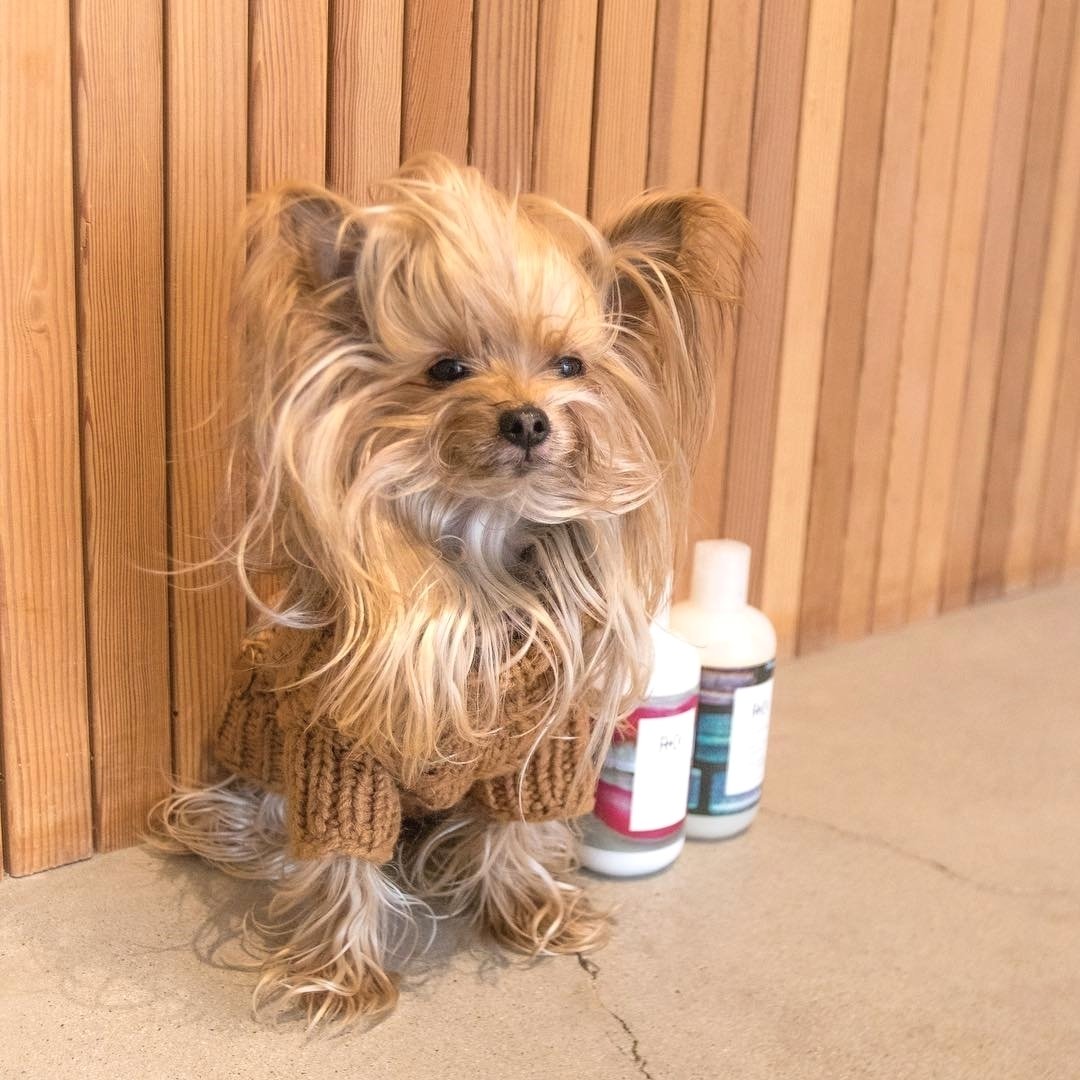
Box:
284, 723, 402, 864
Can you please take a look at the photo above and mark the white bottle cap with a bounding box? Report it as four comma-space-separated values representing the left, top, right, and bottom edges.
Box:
690, 539, 751, 613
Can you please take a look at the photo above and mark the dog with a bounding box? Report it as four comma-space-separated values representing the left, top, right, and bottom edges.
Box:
151, 154, 747, 1025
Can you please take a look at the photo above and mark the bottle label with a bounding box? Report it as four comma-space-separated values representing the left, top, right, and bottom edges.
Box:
688, 661, 775, 817
594, 693, 697, 839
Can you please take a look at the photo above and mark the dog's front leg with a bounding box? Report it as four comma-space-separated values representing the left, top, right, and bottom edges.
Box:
244, 722, 422, 1025
405, 716, 612, 956
253, 850, 419, 1025
406, 813, 610, 956
149, 771, 415, 1025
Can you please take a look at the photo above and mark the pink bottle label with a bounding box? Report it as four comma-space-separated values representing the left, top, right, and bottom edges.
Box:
593, 693, 698, 840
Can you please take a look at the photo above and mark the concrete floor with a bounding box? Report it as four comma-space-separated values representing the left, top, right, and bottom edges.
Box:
2, 583, 1079, 1079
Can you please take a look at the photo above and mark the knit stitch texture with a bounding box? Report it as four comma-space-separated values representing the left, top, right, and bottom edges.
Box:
214, 625, 597, 863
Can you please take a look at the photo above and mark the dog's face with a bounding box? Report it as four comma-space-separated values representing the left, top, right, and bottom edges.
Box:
236, 156, 748, 551
346, 198, 622, 522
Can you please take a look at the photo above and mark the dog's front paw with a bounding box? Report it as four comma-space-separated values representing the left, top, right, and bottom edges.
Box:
486, 877, 612, 957
248, 853, 417, 1027
253, 950, 400, 1026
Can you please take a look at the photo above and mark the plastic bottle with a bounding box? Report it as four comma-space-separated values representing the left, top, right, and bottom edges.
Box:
669, 540, 776, 839
579, 620, 700, 877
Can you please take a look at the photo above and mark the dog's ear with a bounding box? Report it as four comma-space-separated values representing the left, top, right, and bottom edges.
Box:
237, 185, 366, 337
599, 190, 752, 462
601, 190, 750, 335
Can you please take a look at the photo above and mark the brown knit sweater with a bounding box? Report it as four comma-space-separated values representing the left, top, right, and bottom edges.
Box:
214, 624, 597, 864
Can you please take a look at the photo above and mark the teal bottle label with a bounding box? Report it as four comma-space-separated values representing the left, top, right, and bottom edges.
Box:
687, 661, 775, 817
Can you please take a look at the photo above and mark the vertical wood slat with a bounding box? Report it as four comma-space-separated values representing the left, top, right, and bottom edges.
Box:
909, 0, 1011, 620
166, 0, 249, 785
1066, 364, 1080, 570
1007, 12, 1080, 590
975, 0, 1079, 599
402, 0, 473, 163
589, 0, 658, 222
1034, 225, 1080, 581
698, 1, 760, 210
329, 0, 405, 200
73, 0, 171, 851
0, 0, 93, 875
759, 0, 854, 655
249, 0, 328, 192
680, 0, 761, 600
873, 0, 974, 630
940, 0, 1044, 611
798, 0, 896, 651
836, 0, 936, 641
722, 0, 811, 603
647, 0, 711, 190
532, 0, 598, 215
470, 0, 539, 191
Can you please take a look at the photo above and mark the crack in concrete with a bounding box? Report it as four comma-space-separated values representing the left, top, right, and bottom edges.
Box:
761, 808, 1078, 906
577, 953, 655, 1080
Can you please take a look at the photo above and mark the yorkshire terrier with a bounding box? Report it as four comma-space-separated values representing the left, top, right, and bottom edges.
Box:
151, 154, 747, 1025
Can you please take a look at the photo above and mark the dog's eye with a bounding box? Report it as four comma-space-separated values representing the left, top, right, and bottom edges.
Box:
428, 356, 471, 383
555, 355, 584, 378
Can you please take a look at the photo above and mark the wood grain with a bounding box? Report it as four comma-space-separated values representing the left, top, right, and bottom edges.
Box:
589, 0, 658, 221
722, 0, 811, 604
402, 0, 473, 163
873, 0, 974, 630
835, 0, 936, 641
1009, 13, 1080, 590
698, 0, 759, 208
73, 0, 171, 850
1034, 229, 1080, 581
698, 15, 761, 267
469, 0, 539, 191
940, 0, 1043, 611
0, 0, 93, 875
975, 0, 1078, 599
910, 0, 1011, 620
647, 0, 711, 189
798, 0, 895, 651
760, 0, 854, 655
330, 0, 404, 200
532, 0, 598, 215
249, 0, 328, 192
166, 0, 249, 784
1067, 378, 1080, 570
679, 0, 760, 600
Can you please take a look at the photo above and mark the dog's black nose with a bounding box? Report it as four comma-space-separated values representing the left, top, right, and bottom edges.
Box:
498, 405, 550, 449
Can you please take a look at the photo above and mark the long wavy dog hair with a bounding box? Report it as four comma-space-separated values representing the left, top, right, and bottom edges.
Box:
220, 153, 748, 786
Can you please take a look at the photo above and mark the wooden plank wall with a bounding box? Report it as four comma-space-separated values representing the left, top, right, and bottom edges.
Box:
1, 0, 1078, 876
